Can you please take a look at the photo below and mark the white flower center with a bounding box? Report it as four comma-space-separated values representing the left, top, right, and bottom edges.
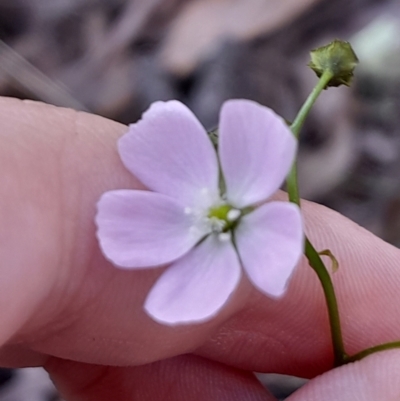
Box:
185, 190, 242, 241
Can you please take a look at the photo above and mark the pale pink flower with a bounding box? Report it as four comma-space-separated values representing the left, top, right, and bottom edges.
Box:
96, 99, 303, 325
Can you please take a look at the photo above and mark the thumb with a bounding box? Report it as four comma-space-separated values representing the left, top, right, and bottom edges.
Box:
287, 350, 400, 400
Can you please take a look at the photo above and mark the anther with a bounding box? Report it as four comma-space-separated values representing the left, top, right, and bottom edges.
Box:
227, 209, 241, 221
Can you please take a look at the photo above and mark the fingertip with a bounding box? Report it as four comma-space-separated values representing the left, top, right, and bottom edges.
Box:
288, 350, 400, 400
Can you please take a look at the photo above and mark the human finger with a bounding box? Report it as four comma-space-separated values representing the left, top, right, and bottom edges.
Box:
286, 350, 400, 400
0, 97, 399, 380
0, 96, 251, 367
45, 354, 276, 401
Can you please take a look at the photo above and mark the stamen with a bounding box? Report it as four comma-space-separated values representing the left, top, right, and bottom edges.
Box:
209, 217, 225, 232
227, 209, 241, 221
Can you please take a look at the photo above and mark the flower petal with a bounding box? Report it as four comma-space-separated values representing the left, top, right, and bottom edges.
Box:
118, 100, 219, 208
235, 201, 303, 297
96, 190, 207, 268
219, 99, 296, 208
144, 234, 241, 325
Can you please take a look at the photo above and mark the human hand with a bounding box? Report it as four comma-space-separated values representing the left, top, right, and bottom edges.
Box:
0, 97, 399, 400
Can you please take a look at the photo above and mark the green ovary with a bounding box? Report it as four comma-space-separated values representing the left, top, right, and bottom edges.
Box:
208, 204, 240, 232
208, 204, 232, 220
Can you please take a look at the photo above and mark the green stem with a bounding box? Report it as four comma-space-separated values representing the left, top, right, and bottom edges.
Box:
286, 69, 347, 366
285, 67, 400, 366
305, 239, 347, 366
286, 161, 300, 206
287, 70, 333, 205
291, 70, 334, 139
346, 341, 400, 363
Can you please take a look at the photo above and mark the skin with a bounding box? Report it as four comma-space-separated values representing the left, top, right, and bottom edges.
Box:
0, 96, 399, 400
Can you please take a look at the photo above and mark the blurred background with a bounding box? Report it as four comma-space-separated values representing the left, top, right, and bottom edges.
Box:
0, 0, 400, 399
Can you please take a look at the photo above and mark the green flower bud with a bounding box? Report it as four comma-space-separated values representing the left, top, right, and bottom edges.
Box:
308, 39, 359, 87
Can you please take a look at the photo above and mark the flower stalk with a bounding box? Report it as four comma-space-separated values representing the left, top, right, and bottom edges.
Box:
286, 69, 347, 366
286, 69, 333, 206
346, 341, 400, 363
305, 238, 347, 366
287, 40, 400, 366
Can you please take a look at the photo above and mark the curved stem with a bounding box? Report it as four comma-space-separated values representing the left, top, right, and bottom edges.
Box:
286, 69, 347, 366
346, 341, 400, 363
287, 70, 333, 206
285, 67, 400, 366
291, 70, 333, 139
305, 239, 347, 366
